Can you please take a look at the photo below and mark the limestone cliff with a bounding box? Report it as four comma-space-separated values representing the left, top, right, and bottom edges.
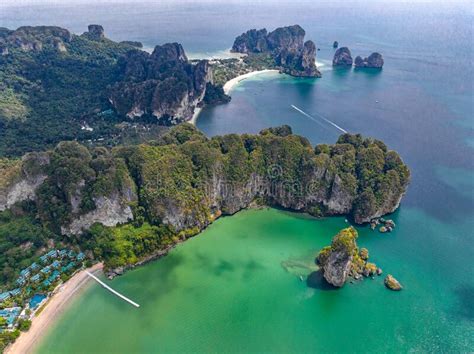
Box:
0, 152, 49, 211
231, 25, 321, 78
109, 43, 214, 124
122, 125, 409, 233
316, 227, 382, 287
0, 126, 409, 241
333, 47, 353, 66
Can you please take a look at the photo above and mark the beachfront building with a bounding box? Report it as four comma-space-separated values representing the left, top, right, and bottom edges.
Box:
9, 289, 21, 297
30, 274, 41, 283
20, 268, 31, 278
0, 292, 11, 302
30, 262, 39, 271
16, 277, 26, 286
40, 266, 51, 275
0, 307, 21, 329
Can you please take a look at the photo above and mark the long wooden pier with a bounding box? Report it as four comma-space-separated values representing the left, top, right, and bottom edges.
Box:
85, 271, 140, 308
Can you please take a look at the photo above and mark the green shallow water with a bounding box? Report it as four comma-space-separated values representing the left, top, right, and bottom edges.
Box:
36, 208, 473, 353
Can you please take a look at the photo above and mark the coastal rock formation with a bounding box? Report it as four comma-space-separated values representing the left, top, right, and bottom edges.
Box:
0, 26, 72, 53
354, 53, 384, 68
316, 228, 357, 287
231, 25, 321, 78
333, 41, 339, 48
125, 125, 409, 232
316, 227, 382, 287
0, 125, 409, 271
232, 28, 269, 53
384, 274, 402, 290
85, 24, 105, 41
109, 43, 216, 124
333, 47, 353, 66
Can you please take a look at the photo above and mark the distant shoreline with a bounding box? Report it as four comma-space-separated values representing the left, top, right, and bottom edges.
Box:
190, 69, 279, 126
5, 263, 103, 354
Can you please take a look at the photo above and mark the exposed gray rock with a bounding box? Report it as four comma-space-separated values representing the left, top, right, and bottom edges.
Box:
231, 28, 269, 53
333, 47, 353, 66
109, 44, 213, 123
0, 152, 49, 211
385, 274, 402, 290
86, 24, 105, 41
231, 25, 321, 78
61, 193, 135, 235
354, 52, 384, 68
0, 26, 71, 52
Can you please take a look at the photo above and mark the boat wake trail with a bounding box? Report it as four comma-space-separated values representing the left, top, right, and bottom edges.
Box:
291, 105, 347, 133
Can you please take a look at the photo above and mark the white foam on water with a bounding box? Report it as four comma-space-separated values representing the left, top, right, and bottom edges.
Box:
291, 105, 347, 134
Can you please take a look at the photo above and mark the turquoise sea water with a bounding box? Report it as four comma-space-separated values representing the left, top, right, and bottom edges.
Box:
1, 1, 472, 352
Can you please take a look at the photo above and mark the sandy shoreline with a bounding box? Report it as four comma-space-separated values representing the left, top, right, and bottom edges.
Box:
222, 69, 279, 95
5, 263, 103, 354
189, 69, 279, 126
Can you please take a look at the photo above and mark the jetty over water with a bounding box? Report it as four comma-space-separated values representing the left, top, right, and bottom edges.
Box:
85, 271, 140, 308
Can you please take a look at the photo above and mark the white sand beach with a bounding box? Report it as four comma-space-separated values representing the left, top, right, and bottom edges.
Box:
5, 263, 103, 354
190, 69, 279, 125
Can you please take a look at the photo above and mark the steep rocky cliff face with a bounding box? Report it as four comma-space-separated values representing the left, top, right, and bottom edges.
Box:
1, 142, 137, 235
0, 152, 49, 211
109, 43, 214, 124
0, 125, 409, 271
120, 124, 409, 233
231, 25, 321, 78
316, 227, 381, 287
0, 125, 409, 236
354, 53, 384, 68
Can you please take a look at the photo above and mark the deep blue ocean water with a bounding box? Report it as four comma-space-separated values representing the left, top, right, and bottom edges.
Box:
1, 1, 473, 352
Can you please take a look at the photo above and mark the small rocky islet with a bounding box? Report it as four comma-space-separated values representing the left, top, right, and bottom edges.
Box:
315, 227, 402, 290
332, 45, 384, 69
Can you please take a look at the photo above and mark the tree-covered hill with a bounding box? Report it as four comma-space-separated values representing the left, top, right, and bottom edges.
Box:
0, 125, 409, 280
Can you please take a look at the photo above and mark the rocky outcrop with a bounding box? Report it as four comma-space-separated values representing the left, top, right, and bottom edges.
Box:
61, 192, 135, 235
354, 52, 384, 68
384, 274, 402, 290
231, 25, 321, 78
0, 152, 49, 211
232, 28, 269, 53
316, 227, 382, 287
109, 43, 214, 124
333, 41, 339, 48
316, 227, 357, 287
333, 47, 353, 66
85, 24, 105, 41
0, 26, 72, 53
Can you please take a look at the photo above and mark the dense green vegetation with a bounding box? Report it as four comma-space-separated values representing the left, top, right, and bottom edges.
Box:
81, 222, 175, 268
211, 53, 277, 86
0, 207, 56, 286
0, 124, 409, 275
0, 30, 138, 157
